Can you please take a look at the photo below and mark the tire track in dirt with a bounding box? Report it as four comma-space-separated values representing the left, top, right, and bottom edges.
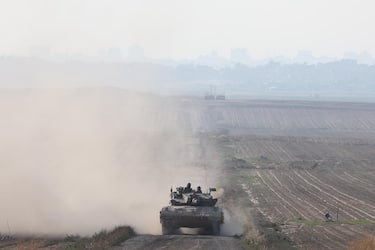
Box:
293, 171, 360, 220
285, 173, 331, 215
256, 170, 308, 220
297, 171, 375, 221
323, 226, 348, 245
326, 170, 375, 202
344, 171, 375, 189
287, 171, 349, 217
286, 172, 349, 219
242, 176, 284, 221
305, 171, 375, 219
310, 227, 336, 250
316, 226, 349, 250
267, 171, 321, 220
270, 171, 324, 218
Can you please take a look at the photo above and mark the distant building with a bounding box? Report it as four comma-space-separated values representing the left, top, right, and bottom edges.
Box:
204, 94, 215, 100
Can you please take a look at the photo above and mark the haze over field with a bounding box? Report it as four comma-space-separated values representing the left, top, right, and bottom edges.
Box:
0, 89, 225, 235
1, 2, 375, 247
1, 1, 375, 102
1, 1, 375, 101
1, 58, 375, 102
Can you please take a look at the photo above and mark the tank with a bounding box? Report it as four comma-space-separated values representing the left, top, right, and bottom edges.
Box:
160, 183, 224, 235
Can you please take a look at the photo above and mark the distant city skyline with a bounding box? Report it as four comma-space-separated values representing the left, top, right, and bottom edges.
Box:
6, 45, 375, 68
1, 52, 375, 102
1, 0, 375, 62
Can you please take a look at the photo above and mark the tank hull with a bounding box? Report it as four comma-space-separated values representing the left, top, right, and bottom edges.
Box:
160, 206, 224, 234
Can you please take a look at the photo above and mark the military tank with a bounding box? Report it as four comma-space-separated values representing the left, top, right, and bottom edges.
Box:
160, 183, 224, 235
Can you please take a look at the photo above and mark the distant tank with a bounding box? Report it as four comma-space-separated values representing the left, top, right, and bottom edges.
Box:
160, 183, 224, 235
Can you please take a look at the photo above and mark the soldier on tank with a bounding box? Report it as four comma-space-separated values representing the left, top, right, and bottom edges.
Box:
196, 186, 202, 193
184, 182, 193, 193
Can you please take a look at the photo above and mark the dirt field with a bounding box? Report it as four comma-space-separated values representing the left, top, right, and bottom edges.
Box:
115, 98, 375, 249
1, 96, 375, 249
194, 99, 375, 249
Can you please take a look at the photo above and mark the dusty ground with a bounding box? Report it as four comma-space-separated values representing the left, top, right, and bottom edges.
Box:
109, 98, 375, 249
111, 235, 244, 250
2, 97, 375, 249
197, 99, 375, 249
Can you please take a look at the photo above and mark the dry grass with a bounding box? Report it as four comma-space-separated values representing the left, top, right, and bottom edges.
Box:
16, 238, 46, 250
0, 226, 135, 249
349, 235, 375, 250
63, 225, 136, 249
243, 227, 265, 245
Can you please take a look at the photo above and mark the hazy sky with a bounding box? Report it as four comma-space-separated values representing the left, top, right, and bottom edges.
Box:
1, 0, 374, 59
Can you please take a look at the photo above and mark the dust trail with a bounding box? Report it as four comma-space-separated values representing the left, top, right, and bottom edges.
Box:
0, 88, 213, 236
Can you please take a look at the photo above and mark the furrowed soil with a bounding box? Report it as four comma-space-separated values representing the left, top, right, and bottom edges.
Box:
196, 99, 375, 250
2, 97, 375, 249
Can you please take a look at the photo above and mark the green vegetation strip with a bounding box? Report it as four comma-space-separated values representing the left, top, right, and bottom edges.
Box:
294, 218, 375, 226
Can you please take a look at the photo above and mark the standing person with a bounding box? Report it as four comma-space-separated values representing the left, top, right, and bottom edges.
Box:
184, 183, 192, 193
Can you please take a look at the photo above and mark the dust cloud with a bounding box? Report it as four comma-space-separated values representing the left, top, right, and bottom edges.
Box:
220, 210, 245, 236
0, 88, 216, 236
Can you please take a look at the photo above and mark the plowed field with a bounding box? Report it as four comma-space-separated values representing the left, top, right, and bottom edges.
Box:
193, 99, 375, 249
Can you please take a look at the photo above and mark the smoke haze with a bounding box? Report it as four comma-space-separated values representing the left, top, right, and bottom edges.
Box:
0, 88, 219, 236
